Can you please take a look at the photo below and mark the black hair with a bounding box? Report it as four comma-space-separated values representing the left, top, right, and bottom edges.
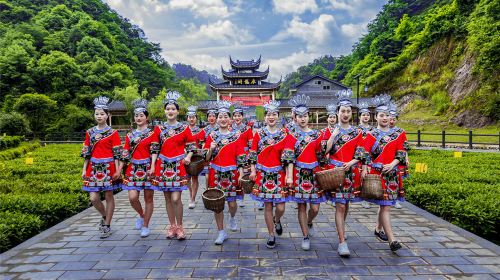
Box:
265, 110, 279, 116
135, 110, 149, 118
164, 102, 180, 110
337, 104, 352, 113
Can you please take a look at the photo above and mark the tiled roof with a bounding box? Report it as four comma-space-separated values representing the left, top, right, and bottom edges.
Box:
209, 80, 281, 90
108, 100, 126, 111
292, 74, 349, 90
277, 97, 372, 109
229, 55, 261, 69
221, 66, 269, 79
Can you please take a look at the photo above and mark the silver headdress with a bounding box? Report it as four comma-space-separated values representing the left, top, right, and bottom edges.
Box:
388, 102, 398, 117
207, 101, 217, 115
336, 89, 353, 107
216, 100, 232, 115
357, 101, 370, 114
288, 94, 310, 116
371, 94, 392, 113
133, 99, 148, 114
232, 102, 244, 115
163, 90, 181, 106
263, 100, 281, 113
326, 104, 337, 116
93, 96, 110, 110
186, 105, 197, 117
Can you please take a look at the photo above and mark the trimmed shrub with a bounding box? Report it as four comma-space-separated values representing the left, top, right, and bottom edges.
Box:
0, 135, 22, 150
0, 211, 43, 253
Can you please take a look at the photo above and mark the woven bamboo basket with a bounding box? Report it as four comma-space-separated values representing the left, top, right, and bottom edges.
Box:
186, 154, 205, 176
316, 168, 345, 192
202, 189, 225, 213
239, 174, 254, 194
361, 174, 383, 200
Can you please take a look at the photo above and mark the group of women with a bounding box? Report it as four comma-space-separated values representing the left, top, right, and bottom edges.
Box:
81, 89, 408, 257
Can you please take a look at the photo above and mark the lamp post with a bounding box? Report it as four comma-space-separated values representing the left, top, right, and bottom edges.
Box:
353, 74, 361, 104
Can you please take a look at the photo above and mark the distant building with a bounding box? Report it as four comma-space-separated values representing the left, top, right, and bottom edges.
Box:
279, 75, 359, 124
205, 55, 281, 107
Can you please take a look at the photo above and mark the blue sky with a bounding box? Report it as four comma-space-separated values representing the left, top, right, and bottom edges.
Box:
104, 0, 387, 80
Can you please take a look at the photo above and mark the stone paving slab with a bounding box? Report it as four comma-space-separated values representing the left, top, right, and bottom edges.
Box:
1, 177, 499, 279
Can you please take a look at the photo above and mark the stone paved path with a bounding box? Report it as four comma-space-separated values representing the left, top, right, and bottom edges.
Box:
1, 177, 499, 279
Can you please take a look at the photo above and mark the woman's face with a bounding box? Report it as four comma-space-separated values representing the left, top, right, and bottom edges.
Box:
360, 112, 370, 124
338, 106, 352, 124
164, 103, 179, 121
187, 115, 197, 126
377, 112, 390, 128
134, 112, 148, 126
327, 114, 337, 126
94, 109, 108, 125
217, 112, 230, 128
389, 116, 396, 127
265, 111, 278, 127
295, 113, 309, 128
207, 113, 216, 125
233, 112, 243, 124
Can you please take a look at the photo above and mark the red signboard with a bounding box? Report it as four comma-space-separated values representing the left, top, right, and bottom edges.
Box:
221, 95, 270, 106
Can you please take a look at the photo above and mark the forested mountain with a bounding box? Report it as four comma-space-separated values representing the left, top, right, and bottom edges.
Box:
0, 0, 208, 137
281, 0, 499, 127
173, 63, 223, 85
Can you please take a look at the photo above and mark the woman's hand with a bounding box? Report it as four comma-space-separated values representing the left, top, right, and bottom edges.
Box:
147, 166, 155, 176
382, 163, 395, 173
286, 174, 293, 186
81, 170, 86, 179
112, 171, 121, 180
249, 170, 256, 181
210, 142, 217, 150
342, 160, 357, 171
184, 156, 191, 165
361, 168, 368, 179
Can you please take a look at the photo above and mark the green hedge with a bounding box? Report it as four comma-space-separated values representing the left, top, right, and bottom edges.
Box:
0, 135, 22, 150
0, 211, 44, 253
405, 149, 500, 243
0, 142, 40, 160
0, 193, 88, 228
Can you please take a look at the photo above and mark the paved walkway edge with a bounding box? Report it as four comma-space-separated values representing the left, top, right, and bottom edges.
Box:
2, 194, 499, 263
402, 201, 500, 255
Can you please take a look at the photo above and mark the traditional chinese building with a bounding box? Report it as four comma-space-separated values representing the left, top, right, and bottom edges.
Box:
208, 55, 281, 106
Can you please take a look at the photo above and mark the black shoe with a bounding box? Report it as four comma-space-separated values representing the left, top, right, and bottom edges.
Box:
390, 240, 402, 252
273, 217, 283, 236
374, 229, 388, 241
266, 235, 276, 249
98, 217, 105, 232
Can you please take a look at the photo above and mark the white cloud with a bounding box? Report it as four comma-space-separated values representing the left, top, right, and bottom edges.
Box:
264, 51, 320, 80
328, 0, 381, 19
272, 14, 337, 53
167, 0, 230, 18
340, 22, 367, 41
272, 0, 319, 14
105, 0, 168, 26
165, 52, 227, 74
159, 20, 255, 52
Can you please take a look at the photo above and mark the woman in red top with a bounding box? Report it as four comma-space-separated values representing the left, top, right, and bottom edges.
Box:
152, 91, 196, 240
324, 90, 365, 257
198, 102, 218, 178
356, 101, 375, 210
319, 104, 337, 169
230, 102, 253, 208
203, 101, 247, 245
186, 106, 202, 209
361, 95, 407, 252
119, 99, 159, 238
287, 94, 326, 251
81, 96, 122, 239
249, 100, 294, 249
